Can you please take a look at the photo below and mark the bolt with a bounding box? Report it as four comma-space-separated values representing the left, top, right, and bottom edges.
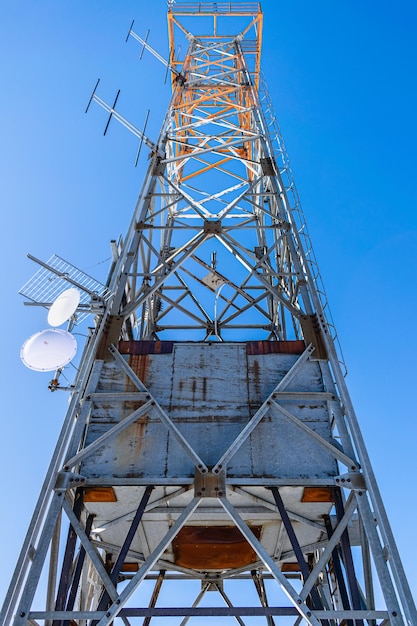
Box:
218, 491, 223, 497
392, 612, 397, 617
20, 613, 26, 617
197, 491, 202, 497
358, 491, 363, 496
106, 612, 111, 618
201, 487, 206, 492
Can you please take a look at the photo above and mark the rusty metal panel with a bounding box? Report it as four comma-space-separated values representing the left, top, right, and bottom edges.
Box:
167, 343, 250, 471
245, 403, 336, 479
172, 525, 262, 569
246, 340, 305, 355
81, 343, 337, 481
119, 340, 174, 355
82, 354, 172, 479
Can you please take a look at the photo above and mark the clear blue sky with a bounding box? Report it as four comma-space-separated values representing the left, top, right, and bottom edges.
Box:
1, 0, 416, 608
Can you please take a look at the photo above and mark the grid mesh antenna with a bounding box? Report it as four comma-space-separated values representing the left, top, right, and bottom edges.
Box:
19, 254, 112, 323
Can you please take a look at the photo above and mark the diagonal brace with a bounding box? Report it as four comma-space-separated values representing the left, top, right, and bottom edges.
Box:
94, 497, 202, 626
219, 497, 321, 626
61, 497, 130, 625
109, 345, 209, 473
270, 400, 358, 470
64, 400, 154, 469
299, 491, 357, 601
212, 344, 314, 472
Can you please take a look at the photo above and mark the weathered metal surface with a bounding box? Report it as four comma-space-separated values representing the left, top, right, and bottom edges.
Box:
81, 342, 337, 481
4, 2, 415, 621
84, 484, 333, 571
79, 341, 337, 571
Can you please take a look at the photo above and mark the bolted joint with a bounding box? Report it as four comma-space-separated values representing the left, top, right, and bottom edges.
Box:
203, 220, 222, 235
194, 468, 226, 498
152, 155, 166, 176
54, 471, 86, 492
335, 472, 366, 491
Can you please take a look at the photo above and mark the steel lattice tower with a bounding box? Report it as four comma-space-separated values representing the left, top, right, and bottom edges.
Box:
2, 3, 416, 625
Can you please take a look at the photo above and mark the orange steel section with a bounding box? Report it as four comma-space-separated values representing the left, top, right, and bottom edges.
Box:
168, 5, 263, 90
301, 487, 335, 503
167, 3, 263, 184
181, 156, 232, 182
84, 487, 117, 502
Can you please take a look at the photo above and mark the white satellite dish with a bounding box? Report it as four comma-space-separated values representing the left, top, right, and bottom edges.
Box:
47, 288, 80, 327
20, 329, 77, 372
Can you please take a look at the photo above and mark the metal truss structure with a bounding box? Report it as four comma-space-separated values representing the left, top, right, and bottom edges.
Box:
2, 3, 416, 625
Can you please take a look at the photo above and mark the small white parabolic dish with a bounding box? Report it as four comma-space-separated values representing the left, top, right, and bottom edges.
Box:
47, 288, 80, 327
20, 329, 77, 372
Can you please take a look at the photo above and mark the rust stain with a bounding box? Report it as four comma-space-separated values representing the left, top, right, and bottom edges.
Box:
115, 416, 149, 478
301, 487, 334, 503
119, 340, 174, 355
246, 340, 305, 355
253, 359, 261, 397
173, 525, 262, 570
129, 354, 150, 387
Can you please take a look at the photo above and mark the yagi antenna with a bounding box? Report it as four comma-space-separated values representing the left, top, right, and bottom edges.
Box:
140, 28, 150, 60
135, 109, 150, 167
126, 21, 186, 85
103, 89, 120, 136
85, 79, 158, 158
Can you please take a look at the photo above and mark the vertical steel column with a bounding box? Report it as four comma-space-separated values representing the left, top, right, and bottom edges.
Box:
333, 489, 364, 626
251, 569, 275, 626
52, 490, 84, 626
143, 569, 166, 626
63, 513, 94, 626
323, 513, 352, 620
93, 485, 154, 621
270, 486, 330, 625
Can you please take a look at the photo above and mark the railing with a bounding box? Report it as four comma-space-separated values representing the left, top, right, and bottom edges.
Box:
170, 3, 262, 14
259, 74, 348, 376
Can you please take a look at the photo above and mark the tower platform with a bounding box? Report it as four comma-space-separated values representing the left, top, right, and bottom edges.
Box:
80, 340, 339, 573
